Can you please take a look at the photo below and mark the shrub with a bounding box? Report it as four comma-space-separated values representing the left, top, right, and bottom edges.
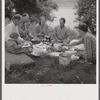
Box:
75, 0, 96, 35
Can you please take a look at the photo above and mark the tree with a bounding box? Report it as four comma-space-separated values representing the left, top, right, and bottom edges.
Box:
5, 0, 14, 18
75, 0, 96, 35
36, 0, 58, 21
5, 0, 58, 21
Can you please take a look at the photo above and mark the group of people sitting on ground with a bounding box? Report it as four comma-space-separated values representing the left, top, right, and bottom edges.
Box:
5, 13, 96, 64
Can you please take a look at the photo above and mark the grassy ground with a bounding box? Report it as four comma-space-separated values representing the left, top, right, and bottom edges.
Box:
5, 55, 96, 84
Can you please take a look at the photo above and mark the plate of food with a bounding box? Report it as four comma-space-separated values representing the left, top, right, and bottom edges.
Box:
22, 43, 31, 48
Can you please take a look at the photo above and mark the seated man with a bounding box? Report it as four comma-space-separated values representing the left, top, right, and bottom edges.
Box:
53, 18, 70, 44
5, 14, 23, 42
68, 22, 96, 64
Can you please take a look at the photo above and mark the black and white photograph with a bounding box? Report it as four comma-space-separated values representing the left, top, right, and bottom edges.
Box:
5, 0, 97, 84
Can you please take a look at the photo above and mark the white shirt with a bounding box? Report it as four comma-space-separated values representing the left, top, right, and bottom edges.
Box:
5, 22, 23, 41
5, 18, 11, 26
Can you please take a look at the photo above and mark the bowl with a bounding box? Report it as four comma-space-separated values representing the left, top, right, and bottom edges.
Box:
22, 43, 30, 48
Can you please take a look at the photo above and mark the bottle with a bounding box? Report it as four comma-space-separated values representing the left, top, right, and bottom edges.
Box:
51, 40, 54, 47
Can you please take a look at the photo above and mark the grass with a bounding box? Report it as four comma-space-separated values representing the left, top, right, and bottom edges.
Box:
5, 55, 96, 84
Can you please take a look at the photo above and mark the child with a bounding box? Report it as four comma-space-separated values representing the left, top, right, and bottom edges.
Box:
6, 32, 33, 55
68, 22, 96, 64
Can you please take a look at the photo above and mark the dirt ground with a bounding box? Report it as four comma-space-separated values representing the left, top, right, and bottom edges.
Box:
5, 55, 96, 84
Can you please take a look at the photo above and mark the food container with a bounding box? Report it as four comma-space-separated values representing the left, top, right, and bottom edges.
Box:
59, 53, 71, 66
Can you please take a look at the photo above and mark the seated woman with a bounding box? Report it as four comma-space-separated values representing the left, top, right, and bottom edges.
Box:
29, 17, 38, 36
6, 32, 33, 55
28, 17, 40, 41
68, 22, 96, 64
36, 16, 49, 38
18, 22, 34, 41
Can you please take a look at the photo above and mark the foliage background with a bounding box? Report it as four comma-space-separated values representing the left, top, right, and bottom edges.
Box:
5, 0, 58, 21
5, 0, 96, 35
75, 0, 96, 35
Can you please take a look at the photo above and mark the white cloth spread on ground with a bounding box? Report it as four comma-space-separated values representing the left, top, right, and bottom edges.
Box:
31, 42, 50, 56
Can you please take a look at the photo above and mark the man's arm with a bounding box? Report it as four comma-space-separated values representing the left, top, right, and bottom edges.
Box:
18, 27, 26, 42
69, 38, 83, 46
63, 31, 70, 44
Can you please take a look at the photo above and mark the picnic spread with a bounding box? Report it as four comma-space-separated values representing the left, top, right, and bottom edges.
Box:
21, 36, 82, 67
